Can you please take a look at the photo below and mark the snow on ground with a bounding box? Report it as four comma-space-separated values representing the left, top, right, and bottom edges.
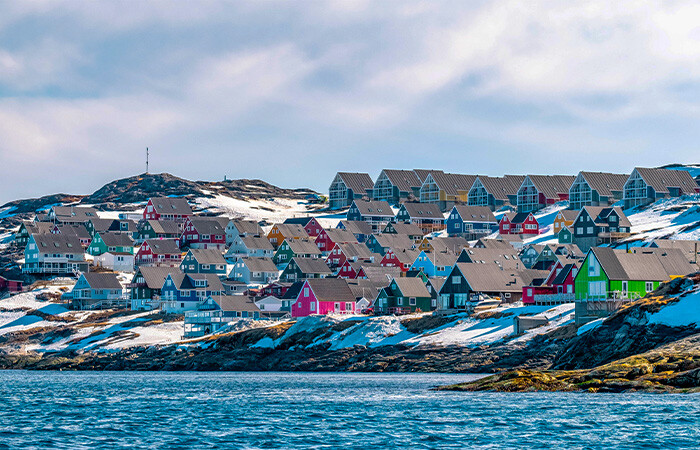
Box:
576, 317, 605, 336
194, 195, 319, 223
626, 195, 700, 241
647, 287, 700, 328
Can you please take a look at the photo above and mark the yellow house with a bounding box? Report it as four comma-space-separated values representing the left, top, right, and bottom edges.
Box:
553, 210, 578, 235
267, 223, 309, 249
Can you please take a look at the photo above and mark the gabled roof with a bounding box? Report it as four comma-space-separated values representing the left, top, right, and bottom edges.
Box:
335, 242, 374, 259
426, 237, 469, 254
428, 172, 477, 195
188, 218, 226, 235
292, 257, 333, 275
285, 239, 322, 255
399, 202, 445, 220
633, 167, 699, 195
31, 233, 84, 254
473, 175, 525, 200
188, 249, 227, 265
148, 220, 181, 235
474, 238, 515, 249
283, 217, 314, 226
459, 247, 523, 269
452, 205, 498, 223
228, 219, 264, 237
386, 248, 420, 265
372, 234, 415, 251
387, 222, 424, 236
392, 277, 431, 298
181, 273, 224, 291
149, 197, 193, 215
135, 266, 181, 289
336, 172, 374, 193
338, 220, 373, 236
240, 257, 279, 273
56, 224, 91, 239
428, 276, 446, 293
272, 223, 309, 239
427, 251, 458, 267
631, 248, 699, 273
97, 232, 134, 247
579, 206, 631, 228
556, 210, 579, 222
306, 278, 356, 303
20, 221, 53, 235
380, 169, 422, 192
524, 175, 576, 199
590, 247, 680, 281
143, 238, 181, 255
504, 212, 535, 224
413, 169, 436, 183
358, 265, 402, 283
551, 263, 576, 285
346, 279, 385, 300
452, 263, 527, 293
239, 236, 274, 251
351, 200, 394, 217
577, 171, 629, 197
51, 206, 98, 221
650, 239, 700, 255
322, 228, 358, 244
81, 272, 122, 290
209, 295, 261, 312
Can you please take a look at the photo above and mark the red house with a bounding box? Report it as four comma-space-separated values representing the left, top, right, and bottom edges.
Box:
522, 261, 578, 305
380, 248, 419, 272
143, 197, 193, 222
253, 281, 293, 299
325, 242, 375, 269
135, 239, 182, 267
292, 278, 357, 317
0, 275, 23, 292
283, 217, 324, 238
315, 228, 357, 253
179, 217, 227, 250
499, 212, 539, 235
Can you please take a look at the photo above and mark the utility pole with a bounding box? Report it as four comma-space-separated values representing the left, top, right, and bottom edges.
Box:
146, 147, 149, 174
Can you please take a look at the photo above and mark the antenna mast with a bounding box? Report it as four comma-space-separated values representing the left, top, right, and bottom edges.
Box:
146, 147, 149, 174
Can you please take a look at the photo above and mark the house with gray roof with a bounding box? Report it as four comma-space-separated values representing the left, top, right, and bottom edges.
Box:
329, 172, 374, 209
228, 257, 279, 286
467, 175, 524, 211
623, 167, 699, 209
568, 171, 629, 210
517, 175, 576, 213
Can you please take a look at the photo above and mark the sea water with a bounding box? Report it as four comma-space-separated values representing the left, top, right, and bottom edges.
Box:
0, 371, 698, 449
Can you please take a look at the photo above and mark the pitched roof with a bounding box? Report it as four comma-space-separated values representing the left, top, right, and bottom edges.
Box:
454, 263, 527, 293
578, 171, 629, 197
339, 220, 373, 235
460, 247, 523, 269
551, 264, 576, 285
336, 242, 374, 259
452, 205, 498, 223
241, 257, 279, 272
428, 172, 477, 195
143, 238, 181, 255
337, 172, 374, 194
228, 219, 264, 236
149, 197, 193, 215
525, 175, 576, 199
473, 175, 525, 200
386, 248, 420, 264
51, 206, 98, 221
210, 295, 261, 312
351, 199, 394, 217
426, 237, 469, 254
590, 247, 692, 281
474, 238, 515, 249
380, 169, 422, 192
346, 279, 385, 300
239, 236, 274, 251
373, 234, 415, 251
427, 251, 458, 267
557, 210, 579, 222
358, 265, 402, 283
31, 233, 84, 254
399, 202, 445, 220
56, 224, 91, 239
81, 272, 122, 290
634, 167, 699, 195
650, 239, 700, 255
181, 273, 224, 290
322, 228, 358, 244
392, 277, 431, 297
148, 220, 180, 235
285, 239, 322, 255
505, 212, 535, 224
387, 222, 424, 236
292, 257, 333, 275
631, 248, 699, 273
283, 217, 314, 226
21, 221, 53, 235
188, 249, 227, 265
189, 217, 226, 235
273, 223, 309, 239
413, 169, 436, 183
306, 278, 356, 302
98, 232, 134, 247
580, 206, 631, 228
136, 266, 181, 289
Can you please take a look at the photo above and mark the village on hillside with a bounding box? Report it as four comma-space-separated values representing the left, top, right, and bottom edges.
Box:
1, 165, 699, 342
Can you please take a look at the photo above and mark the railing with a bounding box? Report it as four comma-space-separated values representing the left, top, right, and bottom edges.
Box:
388, 307, 412, 315
534, 292, 575, 304
598, 231, 632, 239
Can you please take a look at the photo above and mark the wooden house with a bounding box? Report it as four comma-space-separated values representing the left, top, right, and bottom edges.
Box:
531, 244, 582, 271
291, 278, 357, 317
516, 175, 575, 213
346, 199, 395, 232
375, 277, 432, 315
394, 202, 445, 234
382, 222, 424, 244
279, 257, 333, 283
473, 238, 516, 249
23, 234, 88, 275
184, 295, 262, 337
160, 272, 224, 313
558, 226, 573, 244
129, 266, 181, 311
0, 275, 23, 293
179, 217, 227, 250
410, 250, 457, 277
85, 218, 135, 237
467, 175, 524, 211
623, 167, 699, 209
568, 171, 629, 210
315, 228, 358, 254
552, 210, 578, 236
143, 197, 193, 223
418, 236, 468, 254
372, 169, 424, 204
180, 249, 228, 275
519, 244, 544, 269
571, 206, 631, 251
445, 205, 498, 239
13, 221, 53, 248
326, 242, 376, 270
228, 257, 279, 285
225, 218, 264, 243
365, 234, 414, 256
419, 171, 476, 211
267, 223, 309, 249
70, 272, 124, 310
328, 172, 374, 209
336, 220, 373, 243
523, 261, 578, 305
273, 239, 322, 266
46, 206, 98, 225
54, 224, 92, 248
136, 220, 181, 242
380, 248, 420, 272
283, 217, 324, 238
135, 239, 182, 267
94, 251, 135, 272
87, 232, 135, 256
225, 235, 274, 259
456, 247, 523, 270
499, 212, 539, 235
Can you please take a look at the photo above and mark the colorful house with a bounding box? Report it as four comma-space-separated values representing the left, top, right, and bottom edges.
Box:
623, 167, 699, 209
374, 277, 432, 314
418, 171, 476, 211
93, 251, 135, 272
325, 242, 376, 270
47, 206, 98, 225
225, 219, 264, 243
70, 272, 124, 310
279, 257, 332, 283
225, 235, 274, 259
336, 220, 373, 243
382, 221, 424, 244
380, 248, 420, 272
273, 239, 322, 266
86, 232, 135, 256
346, 199, 395, 232
571, 206, 631, 251
180, 249, 228, 275
365, 234, 414, 256
228, 257, 279, 285
129, 266, 181, 311
23, 234, 88, 275
516, 175, 575, 213
467, 175, 524, 211
13, 221, 53, 248
394, 202, 446, 234
283, 217, 324, 238
499, 212, 539, 235
135, 239, 182, 267
85, 218, 135, 238
135, 220, 180, 242
445, 205, 498, 239
267, 223, 309, 248
160, 272, 224, 313
410, 250, 457, 277
179, 217, 227, 250
372, 169, 424, 204
522, 261, 578, 305
552, 210, 578, 236
143, 197, 193, 222
291, 278, 357, 317
438, 263, 531, 311
328, 172, 374, 209
315, 228, 358, 254
418, 236, 468, 254
558, 226, 573, 244
568, 171, 629, 210
184, 295, 263, 337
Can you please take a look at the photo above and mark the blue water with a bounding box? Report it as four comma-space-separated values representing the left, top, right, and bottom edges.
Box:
0, 371, 698, 449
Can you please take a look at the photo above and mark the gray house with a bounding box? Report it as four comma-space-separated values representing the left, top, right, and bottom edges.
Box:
228, 257, 279, 285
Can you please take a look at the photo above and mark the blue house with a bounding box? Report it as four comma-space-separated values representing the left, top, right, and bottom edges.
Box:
410, 250, 457, 277
180, 249, 228, 275
70, 272, 124, 310
445, 205, 498, 239
336, 220, 373, 243
346, 200, 394, 232
184, 295, 263, 338
160, 272, 224, 313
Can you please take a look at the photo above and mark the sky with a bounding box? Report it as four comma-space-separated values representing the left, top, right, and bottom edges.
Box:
1, 1, 700, 204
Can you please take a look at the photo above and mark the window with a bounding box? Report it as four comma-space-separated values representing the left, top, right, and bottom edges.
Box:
587, 227, 594, 234
409, 297, 416, 306
452, 275, 461, 284
397, 297, 403, 305
527, 288, 533, 297
310, 302, 316, 312
304, 287, 309, 297
345, 302, 353, 310
588, 257, 599, 277
645, 281, 653, 292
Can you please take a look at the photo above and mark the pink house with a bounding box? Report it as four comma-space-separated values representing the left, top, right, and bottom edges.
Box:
291, 278, 358, 317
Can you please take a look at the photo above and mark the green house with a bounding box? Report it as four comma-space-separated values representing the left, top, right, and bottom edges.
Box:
272, 239, 321, 265
374, 277, 431, 314
558, 226, 573, 244
87, 232, 135, 256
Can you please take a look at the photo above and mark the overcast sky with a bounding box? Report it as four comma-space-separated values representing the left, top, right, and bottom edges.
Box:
1, 1, 699, 204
